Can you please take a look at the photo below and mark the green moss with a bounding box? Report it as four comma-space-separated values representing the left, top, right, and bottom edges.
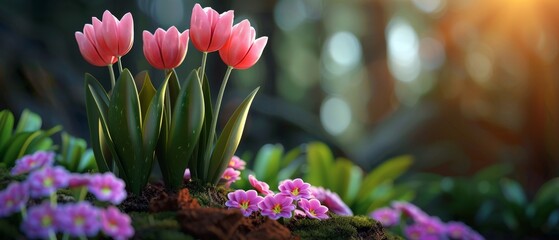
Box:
185, 179, 229, 208
130, 211, 194, 239
287, 215, 388, 240
0, 167, 26, 189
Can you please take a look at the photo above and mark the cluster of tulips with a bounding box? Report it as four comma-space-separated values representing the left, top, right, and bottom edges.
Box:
75, 4, 268, 194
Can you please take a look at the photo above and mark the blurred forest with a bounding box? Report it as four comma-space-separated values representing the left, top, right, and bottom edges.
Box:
1, 0, 559, 198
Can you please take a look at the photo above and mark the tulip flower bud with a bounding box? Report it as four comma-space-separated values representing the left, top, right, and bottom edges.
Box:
219, 20, 268, 70
143, 27, 189, 70
92, 10, 134, 57
190, 3, 234, 52
75, 24, 118, 67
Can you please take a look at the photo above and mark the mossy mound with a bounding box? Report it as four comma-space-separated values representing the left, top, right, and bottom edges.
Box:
184, 179, 229, 208
287, 215, 389, 240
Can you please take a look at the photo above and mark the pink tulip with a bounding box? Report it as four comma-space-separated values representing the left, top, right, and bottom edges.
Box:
75, 24, 117, 67
92, 10, 134, 57
218, 20, 268, 70
190, 3, 234, 52
143, 27, 189, 70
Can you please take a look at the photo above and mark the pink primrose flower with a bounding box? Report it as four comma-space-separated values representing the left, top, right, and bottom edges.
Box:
370, 207, 401, 227
248, 175, 274, 196
258, 194, 295, 220
68, 173, 92, 188
184, 168, 191, 181
278, 178, 312, 200
228, 155, 246, 170
225, 190, 264, 217
88, 172, 127, 204
100, 206, 134, 240
310, 186, 353, 216
392, 201, 430, 222
298, 198, 329, 220
21, 202, 58, 239
221, 167, 241, 187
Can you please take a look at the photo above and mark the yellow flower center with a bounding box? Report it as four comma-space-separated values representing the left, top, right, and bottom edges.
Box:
43, 177, 53, 187
291, 188, 299, 196
41, 215, 52, 227
101, 186, 112, 195
273, 204, 282, 214
75, 216, 84, 226
240, 200, 249, 210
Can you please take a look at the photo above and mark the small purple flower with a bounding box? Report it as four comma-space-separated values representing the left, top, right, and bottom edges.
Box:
68, 173, 91, 188
248, 175, 274, 195
57, 202, 100, 237
11, 151, 55, 175
27, 166, 70, 198
417, 216, 446, 236
392, 201, 429, 222
228, 155, 246, 170
310, 186, 353, 216
446, 221, 484, 240
0, 181, 29, 217
278, 178, 312, 200
221, 167, 240, 187
21, 202, 58, 239
88, 172, 127, 204
184, 168, 191, 181
100, 206, 134, 240
225, 190, 264, 217
298, 198, 329, 220
370, 207, 400, 227
405, 223, 428, 240
258, 194, 296, 220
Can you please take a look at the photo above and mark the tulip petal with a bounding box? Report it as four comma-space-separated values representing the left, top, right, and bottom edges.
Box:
235, 37, 268, 70
162, 26, 180, 69
190, 3, 211, 51
102, 10, 119, 56
143, 31, 164, 69
207, 10, 233, 52
227, 20, 252, 67
174, 30, 189, 68
92, 17, 112, 57
76, 31, 106, 67
117, 12, 134, 56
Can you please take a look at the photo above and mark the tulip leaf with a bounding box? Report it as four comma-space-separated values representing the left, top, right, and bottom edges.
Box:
162, 70, 204, 189
191, 71, 214, 179
0, 110, 14, 152
253, 144, 284, 184
85, 74, 112, 173
209, 87, 259, 184
305, 141, 335, 187
108, 69, 144, 194
14, 109, 42, 133
357, 155, 412, 200
138, 71, 156, 119
168, 70, 181, 111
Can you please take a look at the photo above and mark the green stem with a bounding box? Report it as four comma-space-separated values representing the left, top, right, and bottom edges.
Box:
79, 235, 87, 240
78, 187, 87, 201
203, 66, 233, 178
20, 205, 27, 219
118, 56, 123, 73
61, 233, 69, 240
48, 230, 57, 240
108, 64, 116, 89
199, 52, 208, 83
50, 192, 57, 208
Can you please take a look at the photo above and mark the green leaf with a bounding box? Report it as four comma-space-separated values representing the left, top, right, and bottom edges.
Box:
162, 70, 204, 189
2, 132, 40, 166
14, 109, 42, 133
84, 73, 112, 173
305, 142, 335, 187
108, 69, 145, 194
78, 149, 97, 172
331, 158, 362, 205
137, 71, 156, 120
532, 178, 559, 227
209, 87, 259, 184
474, 163, 514, 181
356, 155, 412, 200
253, 144, 284, 184
189, 70, 213, 178
500, 178, 526, 206
281, 145, 301, 167
0, 110, 14, 152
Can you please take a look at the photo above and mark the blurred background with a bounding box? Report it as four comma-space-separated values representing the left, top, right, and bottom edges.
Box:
1, 0, 559, 236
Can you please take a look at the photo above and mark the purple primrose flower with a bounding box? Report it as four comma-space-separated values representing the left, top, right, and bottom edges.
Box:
21, 202, 58, 239
57, 202, 101, 237
0, 181, 29, 217
370, 207, 401, 227
225, 189, 264, 217
11, 151, 55, 176
100, 206, 134, 240
392, 201, 429, 222
228, 155, 246, 170
310, 186, 353, 216
88, 172, 127, 204
298, 198, 329, 220
27, 166, 70, 198
258, 194, 296, 220
68, 173, 91, 188
184, 168, 191, 181
221, 167, 240, 187
278, 178, 312, 200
